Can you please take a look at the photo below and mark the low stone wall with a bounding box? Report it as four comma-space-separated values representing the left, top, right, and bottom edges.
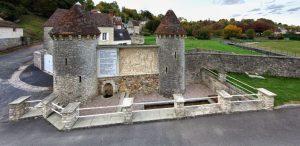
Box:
98, 74, 159, 95
131, 35, 144, 45
33, 50, 46, 70
186, 52, 300, 77
0, 38, 22, 51
200, 70, 247, 95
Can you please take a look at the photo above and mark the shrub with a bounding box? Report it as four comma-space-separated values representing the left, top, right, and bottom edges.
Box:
192, 26, 211, 40
224, 24, 242, 39
263, 30, 273, 37
245, 29, 255, 39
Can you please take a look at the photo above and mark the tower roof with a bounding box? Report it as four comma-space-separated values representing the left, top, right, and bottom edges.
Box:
50, 4, 100, 36
154, 10, 186, 36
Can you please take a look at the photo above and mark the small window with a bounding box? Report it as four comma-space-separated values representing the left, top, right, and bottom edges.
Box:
102, 33, 107, 40
165, 67, 168, 74
174, 52, 177, 59
79, 76, 82, 83
65, 58, 68, 65
13, 28, 16, 32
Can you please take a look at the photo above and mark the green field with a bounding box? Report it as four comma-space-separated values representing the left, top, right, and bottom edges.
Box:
247, 40, 300, 57
228, 73, 300, 106
19, 15, 46, 41
145, 36, 260, 55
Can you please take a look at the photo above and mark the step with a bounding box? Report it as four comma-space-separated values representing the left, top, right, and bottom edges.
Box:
46, 113, 64, 130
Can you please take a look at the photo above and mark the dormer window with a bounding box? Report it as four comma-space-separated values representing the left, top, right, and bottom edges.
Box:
102, 33, 108, 41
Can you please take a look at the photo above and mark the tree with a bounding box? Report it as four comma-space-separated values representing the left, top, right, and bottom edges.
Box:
140, 10, 153, 20
95, 1, 120, 15
254, 18, 275, 35
224, 24, 242, 39
245, 29, 255, 39
263, 30, 273, 37
192, 26, 211, 40
145, 19, 160, 33
85, 0, 94, 11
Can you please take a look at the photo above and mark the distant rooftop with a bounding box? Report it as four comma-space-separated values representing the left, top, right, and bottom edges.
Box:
154, 10, 186, 36
0, 20, 21, 28
49, 4, 100, 36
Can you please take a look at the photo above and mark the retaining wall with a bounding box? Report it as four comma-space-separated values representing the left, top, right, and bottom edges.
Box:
0, 38, 22, 51
186, 52, 300, 78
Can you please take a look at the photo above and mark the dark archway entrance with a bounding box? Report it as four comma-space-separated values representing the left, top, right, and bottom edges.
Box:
103, 83, 113, 98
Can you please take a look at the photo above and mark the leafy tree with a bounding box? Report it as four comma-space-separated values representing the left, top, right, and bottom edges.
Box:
140, 10, 153, 20
192, 25, 211, 40
224, 24, 242, 39
95, 1, 120, 15
254, 18, 275, 35
263, 30, 273, 37
145, 19, 160, 33
245, 29, 255, 39
85, 0, 94, 11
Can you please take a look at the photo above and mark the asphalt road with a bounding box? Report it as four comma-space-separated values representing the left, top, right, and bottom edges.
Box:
0, 45, 300, 146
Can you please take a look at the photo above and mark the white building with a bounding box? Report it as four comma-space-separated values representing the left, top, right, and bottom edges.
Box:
0, 19, 23, 50
127, 20, 141, 35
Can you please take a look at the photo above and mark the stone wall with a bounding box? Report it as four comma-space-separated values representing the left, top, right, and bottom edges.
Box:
43, 27, 53, 54
0, 38, 22, 51
53, 37, 98, 104
157, 35, 185, 97
119, 47, 158, 75
186, 52, 300, 77
131, 35, 144, 45
98, 74, 159, 96
33, 50, 46, 70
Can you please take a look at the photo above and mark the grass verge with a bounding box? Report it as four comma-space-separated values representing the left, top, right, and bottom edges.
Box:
144, 36, 260, 55
228, 73, 300, 106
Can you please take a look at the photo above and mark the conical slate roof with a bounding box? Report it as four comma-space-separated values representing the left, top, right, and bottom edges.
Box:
154, 10, 186, 36
50, 4, 100, 36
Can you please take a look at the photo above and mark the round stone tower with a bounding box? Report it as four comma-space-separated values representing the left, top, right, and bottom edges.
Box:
154, 10, 187, 97
49, 4, 100, 104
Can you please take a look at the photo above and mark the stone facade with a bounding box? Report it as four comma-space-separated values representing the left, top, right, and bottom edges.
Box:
0, 38, 22, 51
33, 50, 46, 70
119, 47, 158, 75
53, 36, 98, 104
9, 96, 30, 121
130, 35, 144, 45
43, 27, 54, 54
186, 52, 300, 78
98, 74, 159, 96
156, 35, 185, 97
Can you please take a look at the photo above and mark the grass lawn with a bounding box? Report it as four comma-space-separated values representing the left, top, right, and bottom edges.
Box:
228, 73, 300, 106
144, 36, 260, 55
247, 40, 300, 57
18, 15, 46, 41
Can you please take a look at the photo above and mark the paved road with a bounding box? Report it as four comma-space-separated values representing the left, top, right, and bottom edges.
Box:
1, 45, 300, 146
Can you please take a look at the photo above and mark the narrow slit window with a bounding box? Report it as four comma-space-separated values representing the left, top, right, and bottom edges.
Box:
65, 58, 68, 65
79, 76, 82, 83
174, 52, 177, 59
165, 67, 168, 73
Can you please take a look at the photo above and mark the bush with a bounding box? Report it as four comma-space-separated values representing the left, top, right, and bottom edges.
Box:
245, 29, 255, 39
192, 26, 211, 40
263, 30, 273, 37
224, 24, 242, 39
285, 32, 300, 41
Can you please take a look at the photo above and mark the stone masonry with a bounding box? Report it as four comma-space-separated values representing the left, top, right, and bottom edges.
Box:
155, 10, 186, 97
0, 38, 22, 51
9, 96, 30, 121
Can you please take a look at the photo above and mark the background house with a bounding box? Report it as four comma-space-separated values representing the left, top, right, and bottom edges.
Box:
0, 19, 23, 51
127, 20, 141, 35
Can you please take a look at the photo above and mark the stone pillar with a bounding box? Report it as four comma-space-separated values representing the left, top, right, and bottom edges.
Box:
122, 98, 134, 124
257, 88, 276, 110
61, 102, 81, 130
9, 96, 30, 121
173, 94, 185, 118
41, 93, 57, 118
218, 72, 227, 83
218, 90, 232, 114
33, 50, 46, 70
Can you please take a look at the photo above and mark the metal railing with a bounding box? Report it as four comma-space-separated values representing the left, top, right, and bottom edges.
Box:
203, 67, 258, 94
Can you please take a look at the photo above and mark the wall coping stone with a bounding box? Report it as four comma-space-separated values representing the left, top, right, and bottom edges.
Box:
123, 98, 134, 107
42, 93, 58, 105
173, 94, 185, 103
185, 52, 300, 59
218, 90, 232, 99
61, 102, 81, 114
97, 45, 159, 49
258, 88, 277, 97
9, 96, 30, 105
98, 73, 159, 79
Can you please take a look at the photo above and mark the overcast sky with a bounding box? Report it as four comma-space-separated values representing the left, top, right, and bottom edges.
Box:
93, 0, 300, 25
